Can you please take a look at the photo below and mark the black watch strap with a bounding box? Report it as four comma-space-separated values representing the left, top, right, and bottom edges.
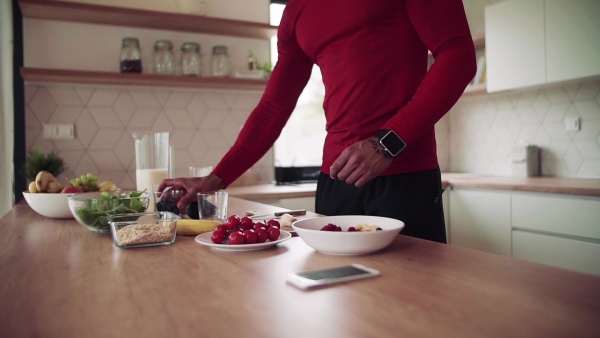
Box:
376, 129, 406, 158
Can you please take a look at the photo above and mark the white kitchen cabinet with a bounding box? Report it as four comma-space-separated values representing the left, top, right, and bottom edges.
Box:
485, 0, 546, 92
485, 0, 600, 92
511, 192, 600, 275
546, 0, 600, 83
513, 230, 600, 276
448, 188, 512, 256
512, 193, 600, 240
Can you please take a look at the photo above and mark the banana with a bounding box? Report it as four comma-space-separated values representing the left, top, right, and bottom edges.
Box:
177, 219, 221, 236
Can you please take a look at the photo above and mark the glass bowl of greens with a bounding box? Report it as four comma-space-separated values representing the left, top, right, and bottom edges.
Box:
68, 190, 149, 233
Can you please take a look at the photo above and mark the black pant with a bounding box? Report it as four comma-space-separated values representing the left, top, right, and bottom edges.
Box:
315, 167, 446, 243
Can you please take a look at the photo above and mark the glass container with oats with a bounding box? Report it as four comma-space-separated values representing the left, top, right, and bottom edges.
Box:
108, 212, 180, 248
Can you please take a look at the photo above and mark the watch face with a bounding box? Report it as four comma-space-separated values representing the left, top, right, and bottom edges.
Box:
379, 131, 406, 157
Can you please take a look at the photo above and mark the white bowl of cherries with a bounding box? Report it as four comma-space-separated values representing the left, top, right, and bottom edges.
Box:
292, 215, 404, 255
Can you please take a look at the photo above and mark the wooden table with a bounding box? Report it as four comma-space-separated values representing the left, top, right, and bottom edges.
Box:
1, 198, 599, 338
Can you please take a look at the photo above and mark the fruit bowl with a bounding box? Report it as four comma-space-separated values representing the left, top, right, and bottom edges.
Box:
292, 215, 404, 255
23, 192, 74, 219
68, 190, 150, 233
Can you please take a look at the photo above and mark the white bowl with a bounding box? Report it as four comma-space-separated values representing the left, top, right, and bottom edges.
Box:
292, 215, 404, 255
23, 192, 74, 219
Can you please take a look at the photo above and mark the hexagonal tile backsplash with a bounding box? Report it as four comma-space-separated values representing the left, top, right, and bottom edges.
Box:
447, 79, 600, 177
25, 78, 600, 189
25, 84, 271, 189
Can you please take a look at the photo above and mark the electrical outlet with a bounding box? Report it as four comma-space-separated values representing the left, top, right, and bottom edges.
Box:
564, 117, 580, 132
43, 124, 75, 140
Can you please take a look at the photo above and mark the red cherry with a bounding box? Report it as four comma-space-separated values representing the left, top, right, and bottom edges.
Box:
253, 220, 267, 228
226, 215, 241, 228
211, 229, 226, 244
215, 224, 229, 233
243, 229, 258, 244
229, 231, 245, 245
266, 219, 280, 229
240, 216, 253, 228
255, 228, 268, 243
267, 226, 280, 242
253, 224, 266, 232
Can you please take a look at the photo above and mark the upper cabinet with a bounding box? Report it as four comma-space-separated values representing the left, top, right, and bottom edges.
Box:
485, 0, 600, 93
545, 0, 600, 83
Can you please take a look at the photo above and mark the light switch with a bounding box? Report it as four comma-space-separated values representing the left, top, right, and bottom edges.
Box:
43, 123, 75, 140
564, 117, 580, 132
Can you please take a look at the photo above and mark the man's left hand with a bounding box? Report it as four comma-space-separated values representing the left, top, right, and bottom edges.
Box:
329, 136, 393, 188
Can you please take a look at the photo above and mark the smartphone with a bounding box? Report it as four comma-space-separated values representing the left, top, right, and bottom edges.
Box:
287, 264, 380, 289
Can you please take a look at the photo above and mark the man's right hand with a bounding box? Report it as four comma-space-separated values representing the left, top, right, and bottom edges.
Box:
158, 174, 226, 213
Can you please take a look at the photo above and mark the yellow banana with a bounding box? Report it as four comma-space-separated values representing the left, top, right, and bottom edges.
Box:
177, 219, 221, 236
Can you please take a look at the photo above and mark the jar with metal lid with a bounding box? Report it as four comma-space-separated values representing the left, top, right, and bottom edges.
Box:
210, 45, 231, 77
181, 42, 202, 76
153, 40, 175, 75
120, 37, 142, 73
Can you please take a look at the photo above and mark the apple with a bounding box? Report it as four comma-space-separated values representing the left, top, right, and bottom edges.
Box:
61, 185, 84, 194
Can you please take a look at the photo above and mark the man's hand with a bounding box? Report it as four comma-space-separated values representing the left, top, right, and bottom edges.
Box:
329, 136, 393, 188
158, 174, 225, 212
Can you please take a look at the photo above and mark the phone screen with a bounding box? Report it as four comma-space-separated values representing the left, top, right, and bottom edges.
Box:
296, 265, 372, 281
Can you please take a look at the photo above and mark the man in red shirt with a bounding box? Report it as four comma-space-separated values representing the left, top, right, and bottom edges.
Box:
160, 0, 476, 243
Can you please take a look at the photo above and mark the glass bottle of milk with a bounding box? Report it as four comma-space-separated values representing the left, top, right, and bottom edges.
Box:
133, 132, 172, 211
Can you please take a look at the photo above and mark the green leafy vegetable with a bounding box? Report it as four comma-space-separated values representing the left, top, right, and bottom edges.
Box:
75, 190, 148, 232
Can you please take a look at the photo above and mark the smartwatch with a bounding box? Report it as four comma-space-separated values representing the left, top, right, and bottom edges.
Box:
376, 129, 406, 158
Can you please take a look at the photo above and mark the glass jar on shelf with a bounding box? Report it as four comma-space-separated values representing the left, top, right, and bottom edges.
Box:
153, 39, 175, 75
210, 45, 231, 77
181, 42, 202, 76
119, 37, 142, 73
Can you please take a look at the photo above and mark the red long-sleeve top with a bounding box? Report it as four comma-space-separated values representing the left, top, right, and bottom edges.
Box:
213, 0, 476, 187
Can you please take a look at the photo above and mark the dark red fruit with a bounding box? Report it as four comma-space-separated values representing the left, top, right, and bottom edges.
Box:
255, 228, 269, 243
226, 215, 241, 229
266, 219, 280, 229
211, 229, 226, 244
215, 224, 229, 233
267, 226, 280, 241
240, 216, 253, 228
243, 229, 258, 244
229, 231, 245, 245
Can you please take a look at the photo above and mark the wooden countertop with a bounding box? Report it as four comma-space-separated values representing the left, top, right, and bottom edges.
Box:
442, 173, 600, 196
226, 174, 600, 200
1, 200, 599, 337
226, 183, 317, 200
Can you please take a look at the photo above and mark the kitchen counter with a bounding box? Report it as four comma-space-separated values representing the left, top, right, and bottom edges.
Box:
1, 199, 599, 337
226, 174, 600, 200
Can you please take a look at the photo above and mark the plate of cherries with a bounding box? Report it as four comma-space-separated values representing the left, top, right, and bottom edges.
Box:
195, 214, 291, 251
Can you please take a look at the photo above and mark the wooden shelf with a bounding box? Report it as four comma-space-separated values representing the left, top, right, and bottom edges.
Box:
21, 67, 269, 91
463, 83, 487, 95
472, 33, 485, 49
18, 0, 278, 40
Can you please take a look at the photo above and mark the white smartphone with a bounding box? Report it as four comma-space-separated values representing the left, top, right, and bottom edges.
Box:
286, 264, 380, 290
